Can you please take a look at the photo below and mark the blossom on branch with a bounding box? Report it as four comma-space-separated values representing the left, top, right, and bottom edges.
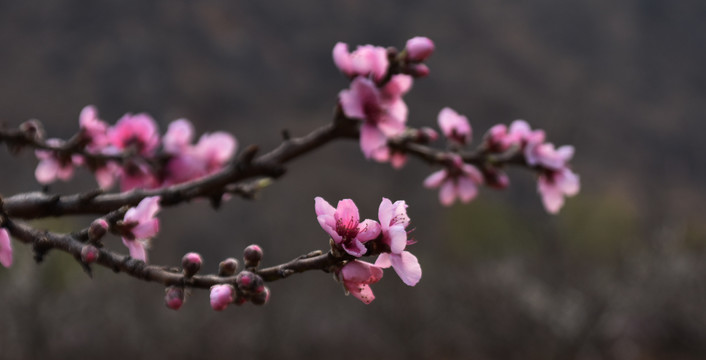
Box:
79, 105, 109, 152
338, 260, 384, 304
405, 36, 435, 62
438, 107, 472, 145
375, 198, 421, 286
210, 284, 234, 311
108, 113, 160, 156
315, 197, 381, 257
333, 42, 389, 82
120, 196, 161, 263
0, 228, 12, 268
34, 139, 80, 184
339, 76, 409, 159
424, 155, 484, 206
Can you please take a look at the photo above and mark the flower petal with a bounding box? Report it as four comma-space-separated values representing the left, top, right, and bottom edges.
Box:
343, 239, 367, 257
374, 253, 392, 268
423, 170, 447, 189
360, 124, 387, 159
388, 225, 408, 254
356, 219, 381, 242
0, 229, 13, 268
122, 238, 148, 263
335, 199, 360, 225
390, 251, 422, 286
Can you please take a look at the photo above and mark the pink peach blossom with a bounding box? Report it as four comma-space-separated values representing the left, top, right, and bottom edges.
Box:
374, 198, 422, 286
424, 155, 484, 206
538, 167, 580, 214
333, 42, 389, 82
525, 143, 574, 171
315, 197, 381, 257
0, 228, 12, 268
339, 77, 408, 158
121, 196, 161, 263
338, 260, 384, 304
79, 105, 109, 151
34, 139, 79, 184
108, 113, 160, 156
438, 107, 472, 145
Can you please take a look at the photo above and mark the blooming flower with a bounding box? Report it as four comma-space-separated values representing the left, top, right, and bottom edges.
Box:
405, 36, 435, 62
162, 119, 237, 186
338, 260, 384, 304
34, 139, 80, 184
483, 120, 545, 153
210, 284, 234, 311
538, 166, 580, 214
315, 197, 381, 257
0, 228, 12, 268
438, 107, 472, 145
121, 196, 161, 263
525, 143, 574, 171
424, 155, 484, 206
108, 113, 160, 156
79, 105, 109, 152
374, 198, 421, 286
339, 76, 409, 158
333, 42, 389, 82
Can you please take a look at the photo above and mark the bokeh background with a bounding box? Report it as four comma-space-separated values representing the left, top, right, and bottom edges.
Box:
1, 1, 705, 359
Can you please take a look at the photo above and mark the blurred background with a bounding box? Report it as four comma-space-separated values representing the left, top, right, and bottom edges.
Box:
1, 1, 705, 359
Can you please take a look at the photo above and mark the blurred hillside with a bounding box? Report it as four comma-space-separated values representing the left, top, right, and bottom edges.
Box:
1, 1, 705, 359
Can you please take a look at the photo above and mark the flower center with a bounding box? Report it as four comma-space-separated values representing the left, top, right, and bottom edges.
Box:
336, 217, 360, 242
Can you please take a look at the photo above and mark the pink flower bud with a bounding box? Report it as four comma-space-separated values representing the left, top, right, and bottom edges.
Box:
243, 244, 263, 268
165, 286, 185, 310
88, 219, 109, 242
405, 37, 435, 62
438, 107, 472, 145
81, 245, 100, 264
182, 252, 203, 277
219, 257, 240, 276
209, 284, 234, 311
251, 286, 270, 306
417, 127, 439, 143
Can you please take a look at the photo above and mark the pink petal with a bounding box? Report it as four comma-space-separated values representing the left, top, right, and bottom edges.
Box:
457, 176, 479, 203
339, 77, 380, 120
335, 199, 360, 225
196, 132, 237, 167
340, 260, 384, 283
382, 74, 413, 99
439, 180, 457, 206
314, 197, 336, 217
360, 124, 388, 158
388, 224, 408, 254
378, 197, 394, 229
559, 169, 580, 196
345, 282, 376, 304
438, 107, 471, 144
390, 152, 407, 169
462, 164, 484, 184
163, 119, 194, 153
423, 170, 447, 189
356, 219, 381, 242
35, 159, 59, 184
0, 229, 13, 268
131, 219, 160, 240
94, 165, 117, 189
332, 42, 353, 76
317, 214, 341, 243
125, 196, 161, 223
374, 253, 392, 268
122, 238, 148, 263
390, 251, 422, 286
557, 145, 575, 162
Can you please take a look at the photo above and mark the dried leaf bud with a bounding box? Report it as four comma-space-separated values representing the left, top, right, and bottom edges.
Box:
219, 257, 239, 276
251, 286, 271, 306
80, 245, 100, 264
88, 219, 109, 242
181, 252, 203, 278
165, 286, 185, 310
19, 119, 45, 141
243, 244, 263, 268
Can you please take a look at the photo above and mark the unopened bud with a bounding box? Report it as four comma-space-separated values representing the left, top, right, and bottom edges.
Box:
236, 270, 264, 294
181, 252, 203, 278
81, 245, 100, 264
165, 286, 185, 310
405, 36, 435, 62
243, 244, 263, 268
219, 257, 239, 276
209, 284, 234, 311
416, 127, 439, 143
483, 167, 510, 190
88, 219, 109, 242
251, 286, 270, 306
409, 63, 430, 78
